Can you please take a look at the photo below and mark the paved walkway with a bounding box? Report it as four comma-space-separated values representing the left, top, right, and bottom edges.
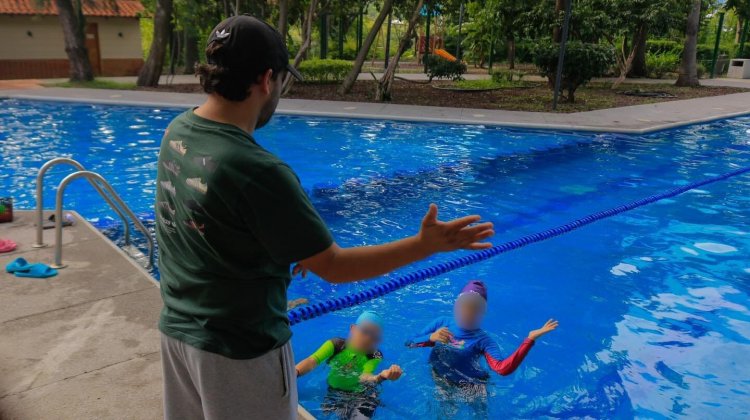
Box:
2, 86, 749, 133
4, 73, 750, 88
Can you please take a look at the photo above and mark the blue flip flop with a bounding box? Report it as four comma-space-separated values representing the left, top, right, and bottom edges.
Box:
14, 264, 58, 279
5, 257, 30, 273
5, 257, 58, 278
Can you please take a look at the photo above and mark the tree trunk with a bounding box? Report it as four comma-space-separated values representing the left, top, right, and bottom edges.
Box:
737, 20, 744, 44
278, 0, 289, 41
628, 25, 648, 77
282, 0, 319, 94
507, 36, 516, 70
676, 0, 701, 87
376, 0, 424, 101
567, 85, 576, 103
183, 29, 199, 74
339, 0, 395, 94
55, 0, 93, 81
553, 0, 565, 42
137, 0, 173, 87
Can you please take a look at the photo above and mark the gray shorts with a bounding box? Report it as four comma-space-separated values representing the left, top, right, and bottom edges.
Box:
160, 333, 298, 420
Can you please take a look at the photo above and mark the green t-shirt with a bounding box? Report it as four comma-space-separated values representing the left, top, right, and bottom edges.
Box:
156, 109, 333, 359
311, 338, 383, 392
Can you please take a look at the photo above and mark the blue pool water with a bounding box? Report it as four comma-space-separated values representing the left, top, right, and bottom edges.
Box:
1, 98, 749, 418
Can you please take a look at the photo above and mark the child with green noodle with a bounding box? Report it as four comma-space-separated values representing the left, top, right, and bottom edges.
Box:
296, 311, 402, 419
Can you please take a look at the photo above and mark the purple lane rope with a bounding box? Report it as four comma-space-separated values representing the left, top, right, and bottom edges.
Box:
288, 165, 750, 326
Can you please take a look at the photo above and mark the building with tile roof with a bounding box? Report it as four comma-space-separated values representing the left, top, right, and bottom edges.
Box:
0, 0, 146, 79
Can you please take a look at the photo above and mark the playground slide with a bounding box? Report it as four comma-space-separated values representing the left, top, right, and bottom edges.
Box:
434, 49, 457, 62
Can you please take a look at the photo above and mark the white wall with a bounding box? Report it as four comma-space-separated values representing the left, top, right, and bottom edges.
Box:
0, 15, 142, 60
0, 16, 67, 59
92, 17, 142, 59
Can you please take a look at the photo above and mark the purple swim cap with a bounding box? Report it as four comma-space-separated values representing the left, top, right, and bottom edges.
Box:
460, 280, 488, 301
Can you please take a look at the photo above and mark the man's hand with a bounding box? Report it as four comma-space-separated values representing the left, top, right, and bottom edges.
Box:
298, 204, 494, 284
292, 263, 308, 278
429, 327, 454, 344
377, 365, 403, 381
417, 204, 494, 254
527, 319, 559, 341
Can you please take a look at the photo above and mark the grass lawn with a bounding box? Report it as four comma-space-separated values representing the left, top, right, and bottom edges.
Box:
44, 79, 137, 90
439, 79, 528, 90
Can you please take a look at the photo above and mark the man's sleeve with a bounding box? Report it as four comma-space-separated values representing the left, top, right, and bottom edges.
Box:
405, 317, 446, 348
310, 340, 336, 364
481, 335, 534, 376
242, 164, 334, 265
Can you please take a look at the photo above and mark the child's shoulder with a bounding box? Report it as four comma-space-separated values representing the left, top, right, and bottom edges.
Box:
329, 337, 347, 352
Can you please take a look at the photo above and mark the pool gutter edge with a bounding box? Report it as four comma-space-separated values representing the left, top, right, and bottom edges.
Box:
69, 210, 160, 288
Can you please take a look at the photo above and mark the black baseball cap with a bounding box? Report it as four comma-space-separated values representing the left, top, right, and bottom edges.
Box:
206, 15, 303, 81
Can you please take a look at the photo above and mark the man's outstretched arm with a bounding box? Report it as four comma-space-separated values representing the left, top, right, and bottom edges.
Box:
299, 204, 494, 284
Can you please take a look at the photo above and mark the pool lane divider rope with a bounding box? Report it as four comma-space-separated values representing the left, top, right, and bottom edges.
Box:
288, 165, 750, 326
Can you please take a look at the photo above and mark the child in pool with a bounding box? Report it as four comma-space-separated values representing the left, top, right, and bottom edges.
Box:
406, 280, 558, 416
296, 311, 402, 420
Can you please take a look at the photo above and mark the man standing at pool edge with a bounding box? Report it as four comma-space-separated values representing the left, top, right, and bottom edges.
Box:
155, 15, 495, 420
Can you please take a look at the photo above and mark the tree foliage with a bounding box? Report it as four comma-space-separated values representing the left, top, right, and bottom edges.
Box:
533, 41, 615, 102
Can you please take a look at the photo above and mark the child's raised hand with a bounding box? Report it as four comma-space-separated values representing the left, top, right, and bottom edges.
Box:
527, 319, 559, 341
378, 364, 403, 381
430, 327, 454, 344
292, 263, 308, 278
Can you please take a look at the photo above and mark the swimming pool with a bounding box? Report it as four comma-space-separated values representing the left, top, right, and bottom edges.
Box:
1, 98, 748, 418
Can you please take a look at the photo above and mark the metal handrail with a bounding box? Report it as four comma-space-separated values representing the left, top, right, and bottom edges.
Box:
52, 171, 154, 270
33, 158, 130, 248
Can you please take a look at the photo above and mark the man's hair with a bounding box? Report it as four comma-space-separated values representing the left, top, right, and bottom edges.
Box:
195, 42, 281, 101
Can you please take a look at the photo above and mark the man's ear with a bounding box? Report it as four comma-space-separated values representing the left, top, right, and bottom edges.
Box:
259, 68, 274, 95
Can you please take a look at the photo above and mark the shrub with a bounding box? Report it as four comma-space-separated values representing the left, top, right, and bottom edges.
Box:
645, 52, 679, 79
297, 59, 353, 83
735, 44, 750, 59
424, 55, 467, 81
697, 62, 707, 79
491, 70, 525, 84
514, 41, 535, 64
533, 42, 615, 103
646, 39, 682, 55
696, 44, 732, 63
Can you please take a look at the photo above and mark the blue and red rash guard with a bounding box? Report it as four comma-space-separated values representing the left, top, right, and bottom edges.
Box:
406, 317, 534, 384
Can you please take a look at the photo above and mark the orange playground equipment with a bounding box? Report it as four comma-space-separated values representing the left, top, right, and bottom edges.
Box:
434, 49, 457, 62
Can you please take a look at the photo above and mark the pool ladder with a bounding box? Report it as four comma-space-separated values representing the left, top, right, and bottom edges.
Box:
32, 158, 154, 270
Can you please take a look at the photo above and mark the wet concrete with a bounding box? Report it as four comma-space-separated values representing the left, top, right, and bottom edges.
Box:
0, 211, 314, 419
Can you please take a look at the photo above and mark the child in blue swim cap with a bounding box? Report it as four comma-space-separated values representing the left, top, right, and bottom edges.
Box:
296, 310, 402, 419
406, 280, 558, 415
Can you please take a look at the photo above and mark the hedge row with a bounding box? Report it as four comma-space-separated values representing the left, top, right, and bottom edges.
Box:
297, 59, 353, 83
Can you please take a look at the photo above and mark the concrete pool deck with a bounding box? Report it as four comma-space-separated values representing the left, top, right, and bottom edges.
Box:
0, 211, 162, 419
1, 84, 749, 133
0, 211, 315, 419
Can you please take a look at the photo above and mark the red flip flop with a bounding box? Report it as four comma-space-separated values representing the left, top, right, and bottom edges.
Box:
0, 239, 17, 253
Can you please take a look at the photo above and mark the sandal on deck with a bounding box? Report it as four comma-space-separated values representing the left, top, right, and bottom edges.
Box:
0, 239, 16, 253
5, 257, 58, 278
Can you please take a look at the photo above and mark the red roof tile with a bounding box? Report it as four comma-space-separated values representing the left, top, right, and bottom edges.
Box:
0, 0, 144, 18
